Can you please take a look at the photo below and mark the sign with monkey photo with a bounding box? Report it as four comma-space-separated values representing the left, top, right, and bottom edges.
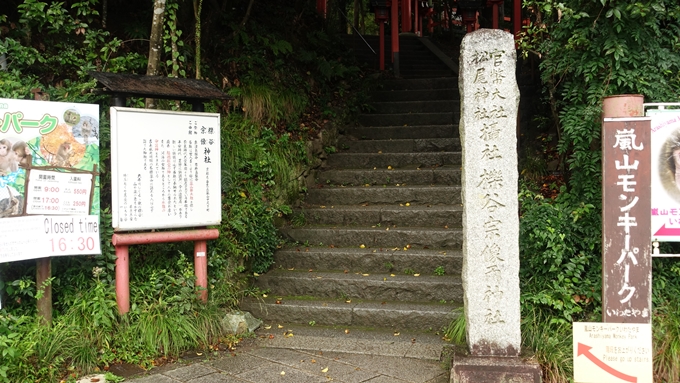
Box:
0, 98, 101, 263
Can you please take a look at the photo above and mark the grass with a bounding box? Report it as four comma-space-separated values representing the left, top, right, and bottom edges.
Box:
653, 299, 680, 383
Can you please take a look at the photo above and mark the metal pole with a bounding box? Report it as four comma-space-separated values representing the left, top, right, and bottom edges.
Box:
194, 240, 208, 302
115, 244, 130, 314
379, 21, 386, 71
391, 1, 400, 77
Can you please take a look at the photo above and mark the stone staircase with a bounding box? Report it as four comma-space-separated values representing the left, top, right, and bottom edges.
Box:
242, 39, 462, 336
341, 33, 456, 78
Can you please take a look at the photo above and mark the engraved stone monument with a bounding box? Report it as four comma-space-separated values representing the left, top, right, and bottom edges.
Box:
451, 29, 541, 383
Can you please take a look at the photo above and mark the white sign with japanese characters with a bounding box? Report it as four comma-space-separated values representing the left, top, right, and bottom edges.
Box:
573, 322, 652, 383
110, 107, 221, 231
26, 170, 93, 215
648, 108, 680, 241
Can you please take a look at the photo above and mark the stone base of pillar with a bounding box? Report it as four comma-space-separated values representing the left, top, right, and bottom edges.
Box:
450, 354, 542, 383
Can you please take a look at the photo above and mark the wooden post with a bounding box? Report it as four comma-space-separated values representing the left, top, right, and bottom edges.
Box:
36, 258, 52, 324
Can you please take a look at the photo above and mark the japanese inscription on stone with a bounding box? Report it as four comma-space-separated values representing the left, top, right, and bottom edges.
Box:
459, 29, 520, 357
602, 118, 651, 323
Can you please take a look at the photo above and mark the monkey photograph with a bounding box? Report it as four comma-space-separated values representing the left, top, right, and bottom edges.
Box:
11, 141, 30, 168
0, 139, 18, 176
53, 141, 72, 167
71, 115, 99, 145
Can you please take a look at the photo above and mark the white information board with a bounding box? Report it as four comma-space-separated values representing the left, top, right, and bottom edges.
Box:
110, 107, 221, 231
0, 215, 101, 263
573, 322, 652, 383
26, 170, 92, 215
649, 106, 680, 241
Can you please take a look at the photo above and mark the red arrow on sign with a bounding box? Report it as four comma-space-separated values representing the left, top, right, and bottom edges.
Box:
577, 343, 637, 383
654, 224, 680, 236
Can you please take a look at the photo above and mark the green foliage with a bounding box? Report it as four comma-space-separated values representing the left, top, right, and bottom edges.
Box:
516, 0, 680, 378
443, 307, 465, 345
0, 0, 146, 100
519, 185, 602, 323
521, 309, 573, 383
434, 266, 445, 276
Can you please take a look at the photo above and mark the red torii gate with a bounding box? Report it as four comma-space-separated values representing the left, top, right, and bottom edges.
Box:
315, 0, 523, 76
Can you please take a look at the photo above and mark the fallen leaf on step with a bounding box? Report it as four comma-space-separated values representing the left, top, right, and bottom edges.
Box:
345, 329, 350, 334
444, 225, 449, 229
405, 202, 410, 206
278, 324, 284, 329
288, 268, 295, 270
399, 203, 404, 206
439, 251, 447, 255
269, 334, 275, 339
346, 299, 351, 303
309, 269, 314, 272
383, 278, 387, 281
386, 228, 389, 231
344, 269, 349, 273
276, 299, 282, 304
253, 272, 260, 277
362, 273, 370, 276
396, 183, 400, 186
372, 249, 376, 253
360, 244, 366, 248
378, 150, 382, 154
374, 167, 377, 170
394, 331, 400, 336
413, 273, 421, 277
281, 371, 286, 375
322, 367, 329, 373
264, 325, 272, 330
388, 166, 393, 170
320, 205, 326, 208
263, 294, 268, 298
312, 359, 317, 363
390, 274, 395, 277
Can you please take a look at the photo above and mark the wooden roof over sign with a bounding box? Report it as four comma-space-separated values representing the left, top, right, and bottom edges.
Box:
90, 72, 232, 101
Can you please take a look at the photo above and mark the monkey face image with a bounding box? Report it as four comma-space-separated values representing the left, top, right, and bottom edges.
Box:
0, 139, 18, 175
12, 141, 30, 167
63, 109, 81, 125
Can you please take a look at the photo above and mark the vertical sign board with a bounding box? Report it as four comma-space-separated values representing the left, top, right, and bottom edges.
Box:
602, 117, 652, 324
648, 108, 680, 242
0, 98, 101, 264
573, 322, 652, 383
110, 107, 221, 231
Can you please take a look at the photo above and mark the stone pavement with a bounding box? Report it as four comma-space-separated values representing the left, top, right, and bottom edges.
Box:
120, 325, 452, 383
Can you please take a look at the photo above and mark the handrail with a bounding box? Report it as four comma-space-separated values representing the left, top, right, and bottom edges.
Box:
338, 8, 376, 55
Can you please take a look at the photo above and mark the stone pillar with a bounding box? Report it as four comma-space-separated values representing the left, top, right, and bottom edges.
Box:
451, 28, 541, 383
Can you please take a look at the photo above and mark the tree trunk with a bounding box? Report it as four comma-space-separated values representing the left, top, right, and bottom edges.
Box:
146, 0, 166, 109
194, 0, 203, 79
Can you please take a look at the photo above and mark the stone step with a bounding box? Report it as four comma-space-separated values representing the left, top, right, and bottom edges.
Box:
317, 167, 461, 186
253, 269, 463, 302
370, 100, 458, 114
402, 72, 456, 79
338, 138, 460, 153
292, 204, 463, 228
273, 246, 462, 274
325, 151, 460, 169
242, 296, 460, 331
252, 323, 452, 360
379, 78, 458, 91
304, 185, 462, 205
343, 125, 457, 140
370, 88, 458, 102
359, 112, 454, 127
280, 226, 463, 249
